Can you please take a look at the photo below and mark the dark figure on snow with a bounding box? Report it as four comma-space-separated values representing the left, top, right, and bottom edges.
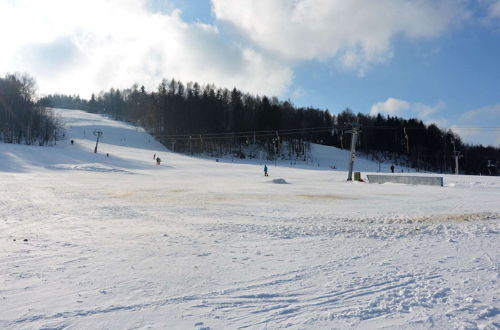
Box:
391, 165, 395, 173
153, 153, 156, 160
156, 157, 161, 165
264, 165, 268, 176
70, 140, 74, 145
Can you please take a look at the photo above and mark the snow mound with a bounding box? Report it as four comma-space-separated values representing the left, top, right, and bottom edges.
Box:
271, 178, 289, 184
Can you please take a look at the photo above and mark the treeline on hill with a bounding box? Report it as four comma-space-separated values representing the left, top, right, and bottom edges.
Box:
0, 73, 62, 145
40, 79, 500, 175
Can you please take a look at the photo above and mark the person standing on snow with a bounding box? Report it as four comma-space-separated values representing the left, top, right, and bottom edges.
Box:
264, 165, 268, 176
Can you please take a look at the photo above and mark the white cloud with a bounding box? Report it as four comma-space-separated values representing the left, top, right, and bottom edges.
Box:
450, 126, 500, 147
291, 87, 307, 100
459, 103, 500, 122
370, 97, 444, 119
0, 0, 492, 101
211, 0, 470, 73
0, 0, 291, 97
370, 98, 410, 116
488, 1, 500, 19
479, 0, 500, 27
370, 100, 500, 146
454, 104, 500, 146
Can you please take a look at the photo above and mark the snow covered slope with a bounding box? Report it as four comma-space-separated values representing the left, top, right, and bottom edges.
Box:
1, 109, 499, 329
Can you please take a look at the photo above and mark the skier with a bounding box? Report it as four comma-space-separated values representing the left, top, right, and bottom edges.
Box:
156, 157, 161, 165
264, 164, 268, 176
390, 165, 395, 173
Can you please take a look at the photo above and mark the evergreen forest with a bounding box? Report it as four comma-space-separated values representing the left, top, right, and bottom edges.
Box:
35, 79, 500, 176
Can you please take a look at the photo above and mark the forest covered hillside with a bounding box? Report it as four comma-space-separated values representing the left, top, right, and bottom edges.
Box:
40, 79, 500, 175
0, 74, 62, 146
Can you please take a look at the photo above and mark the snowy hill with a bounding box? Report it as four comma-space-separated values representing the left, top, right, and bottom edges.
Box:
0, 108, 406, 175
0, 109, 168, 173
1, 109, 499, 329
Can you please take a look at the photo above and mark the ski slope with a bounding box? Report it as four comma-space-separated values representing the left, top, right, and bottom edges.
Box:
1, 109, 499, 329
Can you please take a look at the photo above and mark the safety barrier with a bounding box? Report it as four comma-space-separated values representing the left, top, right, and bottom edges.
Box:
366, 174, 443, 187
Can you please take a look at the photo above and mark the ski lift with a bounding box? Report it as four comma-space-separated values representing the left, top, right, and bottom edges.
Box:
93, 129, 103, 153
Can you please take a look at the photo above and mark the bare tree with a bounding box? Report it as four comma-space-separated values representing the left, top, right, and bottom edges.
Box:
0, 73, 63, 145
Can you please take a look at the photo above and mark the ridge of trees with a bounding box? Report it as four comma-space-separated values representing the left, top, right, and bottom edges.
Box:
40, 79, 500, 175
0, 73, 63, 146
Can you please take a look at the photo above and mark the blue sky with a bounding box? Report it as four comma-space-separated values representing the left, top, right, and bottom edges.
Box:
1, 0, 499, 146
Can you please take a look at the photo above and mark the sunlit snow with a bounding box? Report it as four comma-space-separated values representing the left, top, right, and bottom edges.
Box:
1, 109, 499, 329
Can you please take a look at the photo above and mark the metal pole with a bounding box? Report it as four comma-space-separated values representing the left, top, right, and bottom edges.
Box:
347, 127, 359, 181
451, 140, 460, 175
274, 138, 277, 167
93, 130, 103, 153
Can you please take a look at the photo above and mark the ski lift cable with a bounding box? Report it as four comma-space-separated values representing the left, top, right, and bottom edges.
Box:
152, 125, 500, 139
157, 129, 335, 141
153, 126, 338, 138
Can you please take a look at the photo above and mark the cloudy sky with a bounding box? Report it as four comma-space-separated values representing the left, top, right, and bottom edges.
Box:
1, 0, 499, 146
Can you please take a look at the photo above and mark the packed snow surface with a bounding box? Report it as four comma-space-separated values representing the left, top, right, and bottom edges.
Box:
1, 109, 499, 329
